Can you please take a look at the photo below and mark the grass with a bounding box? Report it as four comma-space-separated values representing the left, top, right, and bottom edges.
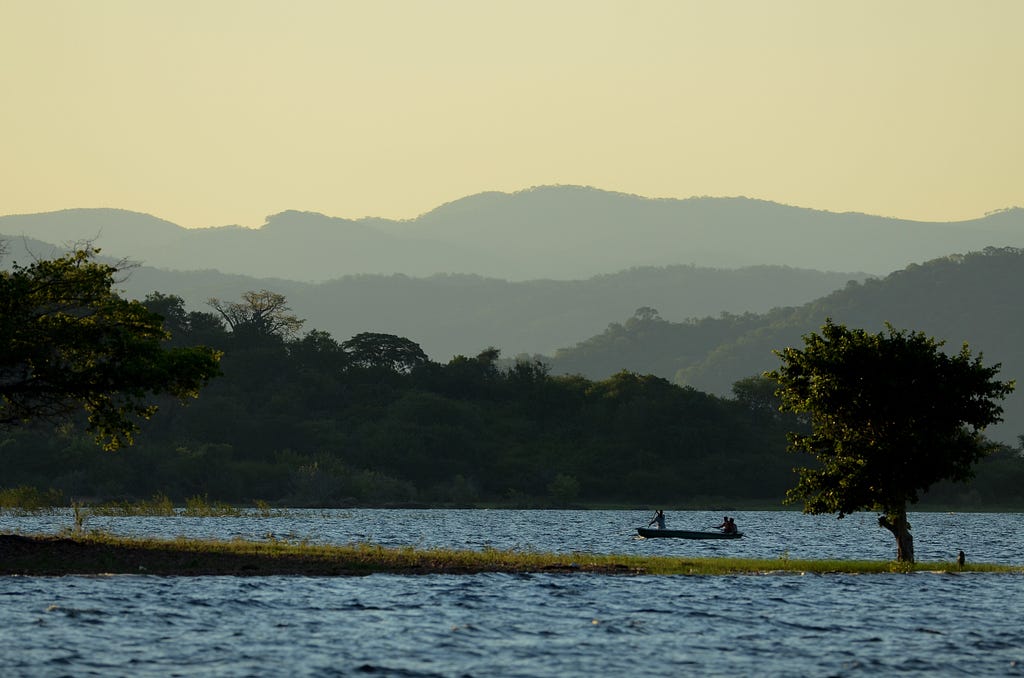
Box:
0, 491, 293, 517
0, 486, 64, 513
84, 494, 176, 516
1, 532, 1019, 577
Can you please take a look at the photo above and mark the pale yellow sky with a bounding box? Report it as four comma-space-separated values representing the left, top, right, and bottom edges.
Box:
2, 1, 1021, 228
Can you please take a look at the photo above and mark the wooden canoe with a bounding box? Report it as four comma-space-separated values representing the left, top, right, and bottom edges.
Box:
636, 527, 743, 540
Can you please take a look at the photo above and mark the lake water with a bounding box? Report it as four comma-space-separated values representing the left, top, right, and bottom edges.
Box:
2, 510, 1022, 676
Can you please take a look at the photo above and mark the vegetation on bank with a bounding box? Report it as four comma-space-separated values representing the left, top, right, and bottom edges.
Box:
2, 286, 811, 507
1, 532, 1018, 577
6, 314, 1023, 509
0, 490, 287, 522
3, 247, 1023, 511
4, 486, 1021, 516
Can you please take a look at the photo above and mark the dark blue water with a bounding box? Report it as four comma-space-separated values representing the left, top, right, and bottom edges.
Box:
2, 510, 1022, 676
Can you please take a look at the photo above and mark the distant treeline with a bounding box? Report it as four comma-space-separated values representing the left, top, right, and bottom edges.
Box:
3, 291, 1023, 508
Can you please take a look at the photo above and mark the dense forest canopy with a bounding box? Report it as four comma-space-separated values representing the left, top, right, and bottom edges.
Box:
3, 287, 1022, 509
4, 241, 1024, 509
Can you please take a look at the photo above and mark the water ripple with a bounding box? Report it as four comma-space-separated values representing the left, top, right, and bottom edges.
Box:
3, 511, 1024, 675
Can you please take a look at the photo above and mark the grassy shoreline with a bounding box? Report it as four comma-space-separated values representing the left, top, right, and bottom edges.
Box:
2, 533, 1019, 577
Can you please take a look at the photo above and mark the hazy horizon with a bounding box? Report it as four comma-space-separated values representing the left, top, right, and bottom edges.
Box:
3, 1, 1022, 229
2, 185, 1021, 231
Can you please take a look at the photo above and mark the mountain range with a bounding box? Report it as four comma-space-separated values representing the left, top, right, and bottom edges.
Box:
3, 185, 1022, 281
0, 234, 862, 359
3, 186, 1023, 443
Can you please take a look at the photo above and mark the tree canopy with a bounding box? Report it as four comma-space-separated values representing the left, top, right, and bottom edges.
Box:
341, 332, 429, 373
4, 305, 1024, 509
208, 290, 304, 343
5, 265, 1024, 511
0, 247, 222, 450
767, 319, 1014, 561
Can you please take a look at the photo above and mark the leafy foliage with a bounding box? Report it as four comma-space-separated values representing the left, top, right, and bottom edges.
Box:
0, 248, 222, 449
768, 319, 1014, 560
341, 332, 429, 373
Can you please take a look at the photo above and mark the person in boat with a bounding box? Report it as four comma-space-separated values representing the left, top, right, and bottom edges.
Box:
715, 516, 738, 534
648, 510, 666, 529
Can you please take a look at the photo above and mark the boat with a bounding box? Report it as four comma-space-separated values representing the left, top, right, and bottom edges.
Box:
636, 527, 743, 540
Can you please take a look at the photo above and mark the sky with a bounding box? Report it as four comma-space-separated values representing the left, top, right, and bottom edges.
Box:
2, 1, 1022, 228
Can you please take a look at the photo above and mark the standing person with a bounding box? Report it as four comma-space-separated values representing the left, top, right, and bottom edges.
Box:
648, 510, 666, 529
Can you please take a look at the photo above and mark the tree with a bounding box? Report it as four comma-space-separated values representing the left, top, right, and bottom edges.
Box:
341, 332, 429, 373
767, 319, 1014, 562
143, 292, 228, 348
207, 290, 304, 342
731, 375, 783, 417
142, 292, 189, 336
418, 347, 504, 400
630, 306, 662, 323
1, 247, 222, 450
289, 329, 350, 372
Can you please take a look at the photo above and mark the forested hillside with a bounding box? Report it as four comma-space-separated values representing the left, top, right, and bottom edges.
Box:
0, 292, 795, 506
4, 288, 1021, 509
550, 247, 1024, 443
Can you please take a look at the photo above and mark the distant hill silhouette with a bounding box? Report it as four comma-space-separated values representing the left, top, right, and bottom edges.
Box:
0, 234, 863, 359
550, 247, 1024, 443
2, 186, 1022, 280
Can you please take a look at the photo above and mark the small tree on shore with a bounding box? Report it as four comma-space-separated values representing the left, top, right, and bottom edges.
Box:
767, 319, 1013, 562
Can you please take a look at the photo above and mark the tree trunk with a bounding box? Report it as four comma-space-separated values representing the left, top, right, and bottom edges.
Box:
878, 509, 915, 563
